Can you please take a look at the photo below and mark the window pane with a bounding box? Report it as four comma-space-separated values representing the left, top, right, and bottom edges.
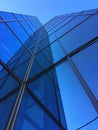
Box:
0, 90, 19, 130
72, 41, 98, 100
60, 15, 98, 52
8, 22, 29, 43
56, 61, 97, 130
28, 72, 59, 120
14, 91, 60, 130
0, 23, 21, 63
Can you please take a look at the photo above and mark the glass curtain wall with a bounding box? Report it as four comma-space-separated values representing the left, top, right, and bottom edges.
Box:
0, 11, 66, 130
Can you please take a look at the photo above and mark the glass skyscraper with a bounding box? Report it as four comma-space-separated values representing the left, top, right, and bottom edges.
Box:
0, 8, 98, 130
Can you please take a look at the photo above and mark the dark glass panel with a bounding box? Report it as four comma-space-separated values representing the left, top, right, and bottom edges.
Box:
28, 72, 59, 120
0, 90, 19, 130
28, 59, 42, 79
14, 91, 60, 130
14, 51, 30, 68
56, 61, 97, 130
72, 41, 98, 100
7, 59, 18, 70
13, 60, 29, 80
35, 52, 50, 69
0, 74, 8, 89
0, 67, 8, 79
0, 74, 19, 98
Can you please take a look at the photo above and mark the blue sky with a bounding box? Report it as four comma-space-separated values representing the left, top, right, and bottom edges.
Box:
0, 0, 98, 24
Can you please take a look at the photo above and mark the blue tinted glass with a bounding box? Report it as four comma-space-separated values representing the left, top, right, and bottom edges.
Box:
72, 41, 98, 100
0, 91, 18, 130
15, 91, 60, 130
51, 41, 65, 63
28, 60, 42, 79
56, 61, 97, 130
8, 22, 29, 43
79, 118, 98, 130
14, 51, 30, 67
0, 23, 21, 63
0, 67, 8, 79
82, 9, 98, 14
60, 15, 98, 52
14, 13, 23, 19
28, 72, 59, 120
0, 74, 8, 88
0, 12, 15, 20
0, 74, 19, 98
20, 21, 33, 35
49, 15, 88, 42
35, 52, 50, 69
7, 59, 18, 70
49, 15, 74, 35
52, 70, 67, 128
13, 60, 29, 80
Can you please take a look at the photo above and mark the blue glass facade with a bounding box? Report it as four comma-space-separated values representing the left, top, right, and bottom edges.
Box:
0, 9, 98, 130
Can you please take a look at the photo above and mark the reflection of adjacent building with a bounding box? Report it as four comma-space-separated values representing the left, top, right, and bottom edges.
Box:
0, 8, 98, 130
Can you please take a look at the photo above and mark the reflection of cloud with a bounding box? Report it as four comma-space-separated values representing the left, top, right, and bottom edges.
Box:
0, 42, 12, 56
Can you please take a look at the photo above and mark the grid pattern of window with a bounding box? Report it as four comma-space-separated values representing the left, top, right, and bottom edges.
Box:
0, 11, 66, 130
44, 9, 98, 130
0, 8, 98, 130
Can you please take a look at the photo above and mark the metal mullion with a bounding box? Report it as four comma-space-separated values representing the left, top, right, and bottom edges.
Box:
0, 16, 32, 55
76, 116, 98, 130
37, 46, 51, 64
37, 13, 81, 42
21, 15, 36, 32
35, 13, 93, 45
44, 15, 66, 31
26, 35, 52, 64
34, 14, 96, 55
0, 87, 20, 102
13, 57, 30, 71
42, 14, 71, 37
0, 60, 22, 84
0, 19, 25, 23
26, 88, 66, 130
12, 13, 30, 36
27, 36, 98, 84
8, 50, 26, 66
6, 30, 42, 130
42, 12, 89, 41
27, 16, 38, 30
67, 57, 98, 113
57, 38, 98, 113
51, 70, 64, 130
12, 13, 38, 57
0, 74, 10, 89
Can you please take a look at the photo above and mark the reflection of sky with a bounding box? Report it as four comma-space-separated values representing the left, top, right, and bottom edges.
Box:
0, 1, 98, 129
1, 41, 12, 55
55, 62, 98, 130
0, 40, 21, 63
51, 38, 98, 129
0, 0, 98, 24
